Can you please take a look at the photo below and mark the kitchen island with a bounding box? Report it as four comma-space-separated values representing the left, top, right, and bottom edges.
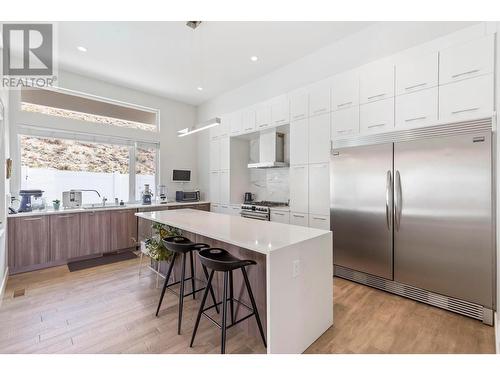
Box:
135, 208, 333, 354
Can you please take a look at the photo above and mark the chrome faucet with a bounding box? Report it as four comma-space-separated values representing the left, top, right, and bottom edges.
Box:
102, 196, 107, 207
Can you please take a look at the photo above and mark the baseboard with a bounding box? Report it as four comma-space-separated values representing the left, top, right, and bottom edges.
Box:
0, 267, 8, 308
496, 312, 499, 354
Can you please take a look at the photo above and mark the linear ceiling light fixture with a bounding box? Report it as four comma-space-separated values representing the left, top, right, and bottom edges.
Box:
177, 117, 220, 137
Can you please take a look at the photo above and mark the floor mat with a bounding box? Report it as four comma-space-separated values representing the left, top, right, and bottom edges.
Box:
67, 251, 137, 272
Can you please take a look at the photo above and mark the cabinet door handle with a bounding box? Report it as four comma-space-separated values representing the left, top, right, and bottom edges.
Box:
337, 101, 352, 108
293, 114, 304, 119
58, 215, 77, 218
368, 123, 386, 129
405, 116, 427, 122
23, 217, 43, 221
337, 129, 353, 134
451, 69, 480, 79
367, 93, 386, 100
244, 127, 254, 131
258, 123, 269, 128
451, 107, 479, 115
313, 108, 327, 114
404, 83, 427, 90
293, 214, 305, 218
273, 212, 285, 216
313, 217, 327, 221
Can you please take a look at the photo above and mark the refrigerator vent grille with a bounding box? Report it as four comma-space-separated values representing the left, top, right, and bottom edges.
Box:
333, 117, 493, 149
334, 266, 486, 322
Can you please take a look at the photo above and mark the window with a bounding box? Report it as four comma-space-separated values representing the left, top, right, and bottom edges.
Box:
135, 144, 157, 201
21, 87, 158, 132
20, 135, 131, 203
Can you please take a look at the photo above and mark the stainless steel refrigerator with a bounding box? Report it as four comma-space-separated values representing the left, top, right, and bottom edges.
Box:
331, 121, 495, 324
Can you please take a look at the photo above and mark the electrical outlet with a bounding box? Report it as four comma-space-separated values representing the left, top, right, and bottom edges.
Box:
292, 260, 300, 278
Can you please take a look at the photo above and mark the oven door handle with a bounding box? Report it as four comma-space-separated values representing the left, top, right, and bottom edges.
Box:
241, 212, 269, 220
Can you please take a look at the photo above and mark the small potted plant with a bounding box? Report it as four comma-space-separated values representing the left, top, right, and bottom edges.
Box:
146, 222, 181, 274
52, 199, 61, 210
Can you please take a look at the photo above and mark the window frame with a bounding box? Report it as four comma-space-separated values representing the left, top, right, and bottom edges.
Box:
17, 127, 160, 204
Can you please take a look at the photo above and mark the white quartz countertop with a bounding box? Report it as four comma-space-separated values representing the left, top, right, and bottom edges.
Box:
135, 208, 331, 255
8, 201, 210, 218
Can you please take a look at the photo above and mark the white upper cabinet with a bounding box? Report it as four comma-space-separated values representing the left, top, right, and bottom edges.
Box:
360, 98, 395, 134
332, 70, 359, 110
308, 113, 331, 164
396, 52, 438, 95
359, 60, 395, 104
290, 118, 308, 165
270, 95, 290, 126
395, 87, 438, 129
289, 165, 309, 214
309, 80, 331, 117
230, 111, 243, 136
219, 137, 230, 170
439, 74, 494, 123
308, 163, 330, 215
218, 116, 229, 138
439, 34, 494, 85
242, 107, 256, 133
290, 88, 309, 121
209, 124, 220, 140
256, 102, 272, 130
331, 106, 359, 139
209, 139, 220, 171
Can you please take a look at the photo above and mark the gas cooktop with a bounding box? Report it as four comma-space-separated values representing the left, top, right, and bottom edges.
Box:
243, 201, 289, 208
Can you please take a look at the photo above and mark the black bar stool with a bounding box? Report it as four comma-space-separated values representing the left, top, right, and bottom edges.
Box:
190, 248, 267, 354
156, 236, 219, 335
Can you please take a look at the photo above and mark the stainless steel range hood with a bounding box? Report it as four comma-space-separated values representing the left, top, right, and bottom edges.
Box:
247, 129, 288, 169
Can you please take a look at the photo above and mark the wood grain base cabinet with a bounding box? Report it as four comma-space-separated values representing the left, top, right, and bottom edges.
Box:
80, 211, 111, 256
50, 214, 81, 261
110, 209, 138, 251
8, 215, 50, 269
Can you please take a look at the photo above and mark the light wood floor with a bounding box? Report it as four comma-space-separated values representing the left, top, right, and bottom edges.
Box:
0, 257, 495, 354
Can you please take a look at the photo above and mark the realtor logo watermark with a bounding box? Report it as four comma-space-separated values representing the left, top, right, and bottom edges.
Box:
2, 23, 58, 88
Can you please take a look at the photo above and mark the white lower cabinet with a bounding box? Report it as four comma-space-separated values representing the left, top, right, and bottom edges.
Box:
219, 170, 230, 204
309, 214, 330, 230
290, 212, 308, 227
395, 87, 438, 129
360, 97, 394, 135
439, 74, 494, 123
270, 210, 290, 224
229, 205, 241, 216
219, 204, 230, 215
209, 171, 220, 204
331, 106, 359, 139
308, 112, 331, 164
289, 165, 308, 213
210, 203, 220, 213
308, 163, 330, 215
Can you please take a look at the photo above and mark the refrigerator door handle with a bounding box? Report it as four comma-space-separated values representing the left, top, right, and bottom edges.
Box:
395, 170, 402, 231
385, 170, 393, 230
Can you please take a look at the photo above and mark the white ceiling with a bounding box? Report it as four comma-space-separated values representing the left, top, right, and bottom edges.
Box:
57, 21, 375, 106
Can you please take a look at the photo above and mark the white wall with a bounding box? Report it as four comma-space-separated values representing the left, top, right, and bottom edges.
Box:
9, 70, 198, 202
196, 22, 485, 197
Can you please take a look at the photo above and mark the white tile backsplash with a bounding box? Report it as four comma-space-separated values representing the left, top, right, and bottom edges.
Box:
249, 168, 289, 203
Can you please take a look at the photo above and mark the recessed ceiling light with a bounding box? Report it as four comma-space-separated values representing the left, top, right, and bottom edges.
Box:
77, 46, 87, 52
250, 56, 258, 62
197, 87, 203, 91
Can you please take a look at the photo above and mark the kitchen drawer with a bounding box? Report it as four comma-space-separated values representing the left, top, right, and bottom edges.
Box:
359, 60, 395, 104
309, 163, 330, 215
309, 79, 331, 117
289, 165, 308, 213
270, 94, 290, 126
289, 212, 308, 227
308, 112, 331, 164
395, 87, 438, 129
219, 204, 231, 215
396, 52, 438, 95
331, 106, 359, 139
360, 98, 395, 135
332, 69, 359, 110
230, 111, 243, 136
439, 74, 494, 123
290, 88, 309, 121
270, 210, 290, 224
309, 214, 330, 230
439, 34, 494, 85
242, 107, 256, 133
256, 102, 272, 130
290, 118, 308, 165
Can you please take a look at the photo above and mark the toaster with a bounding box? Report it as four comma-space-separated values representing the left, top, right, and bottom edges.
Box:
62, 191, 82, 208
